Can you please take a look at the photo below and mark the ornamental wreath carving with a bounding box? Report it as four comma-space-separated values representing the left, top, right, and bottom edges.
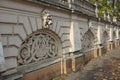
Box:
17, 31, 61, 65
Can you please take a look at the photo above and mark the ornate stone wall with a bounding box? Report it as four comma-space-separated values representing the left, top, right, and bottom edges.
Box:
103, 31, 109, 45
0, 0, 120, 79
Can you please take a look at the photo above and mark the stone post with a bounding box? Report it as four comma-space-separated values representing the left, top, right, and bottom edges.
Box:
107, 12, 111, 22
109, 26, 114, 50
115, 39, 119, 48
111, 41, 114, 50
69, 14, 81, 71
107, 42, 110, 51
97, 22, 102, 57
94, 48, 98, 58
98, 45, 102, 56
68, 0, 72, 9
115, 28, 119, 48
95, 2, 98, 18
63, 58, 67, 75
103, 11, 107, 21
0, 34, 5, 72
70, 53, 76, 72
113, 16, 117, 23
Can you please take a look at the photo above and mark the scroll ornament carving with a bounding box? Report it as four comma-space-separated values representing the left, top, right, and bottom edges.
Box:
82, 30, 94, 51
103, 32, 108, 45
17, 33, 59, 65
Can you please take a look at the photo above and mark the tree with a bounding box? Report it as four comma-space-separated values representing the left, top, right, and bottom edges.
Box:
89, 0, 113, 18
89, 0, 120, 22
115, 0, 120, 21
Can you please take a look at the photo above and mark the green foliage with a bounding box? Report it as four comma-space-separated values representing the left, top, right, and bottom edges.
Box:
51, 77, 59, 80
116, 0, 120, 20
89, 0, 120, 22
89, 0, 113, 18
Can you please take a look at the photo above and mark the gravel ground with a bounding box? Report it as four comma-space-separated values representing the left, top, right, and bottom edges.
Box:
65, 48, 120, 80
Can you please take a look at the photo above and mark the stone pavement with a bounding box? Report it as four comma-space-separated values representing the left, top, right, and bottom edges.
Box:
65, 48, 120, 80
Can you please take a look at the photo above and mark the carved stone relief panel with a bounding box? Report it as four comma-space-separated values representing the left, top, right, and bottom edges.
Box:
17, 30, 61, 65
119, 31, 120, 38
82, 29, 95, 51
103, 31, 108, 45
113, 31, 116, 41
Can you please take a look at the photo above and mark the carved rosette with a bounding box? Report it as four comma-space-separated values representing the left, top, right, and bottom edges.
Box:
17, 31, 60, 65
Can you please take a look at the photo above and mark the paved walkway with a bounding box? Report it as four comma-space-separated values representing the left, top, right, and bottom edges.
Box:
65, 48, 120, 80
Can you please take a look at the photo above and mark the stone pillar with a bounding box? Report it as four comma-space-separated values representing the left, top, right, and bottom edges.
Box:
115, 28, 120, 48
103, 11, 107, 21
115, 39, 119, 48
69, 14, 82, 72
117, 40, 119, 47
107, 12, 111, 22
115, 40, 117, 48
118, 40, 120, 47
97, 22, 102, 56
98, 46, 102, 56
107, 42, 111, 51
111, 42, 114, 50
60, 58, 63, 75
107, 41, 113, 51
62, 54, 72, 75
94, 48, 98, 58
70, 15, 81, 52
109, 26, 114, 50
69, 13, 83, 74
71, 57, 76, 72
108, 41, 113, 50
113, 16, 117, 23
0, 34, 6, 72
70, 53, 76, 72
68, 0, 72, 9
63, 59, 67, 75
95, 2, 98, 18
106, 43, 109, 52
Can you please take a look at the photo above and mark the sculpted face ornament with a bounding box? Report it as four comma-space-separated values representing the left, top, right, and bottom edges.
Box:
42, 10, 53, 28
88, 19, 93, 28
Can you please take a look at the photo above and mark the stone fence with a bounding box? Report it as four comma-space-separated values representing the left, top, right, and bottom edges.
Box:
0, 0, 120, 80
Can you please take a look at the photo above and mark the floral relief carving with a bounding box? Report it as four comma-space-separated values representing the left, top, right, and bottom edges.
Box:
103, 31, 108, 45
17, 31, 60, 65
113, 31, 116, 41
82, 29, 95, 51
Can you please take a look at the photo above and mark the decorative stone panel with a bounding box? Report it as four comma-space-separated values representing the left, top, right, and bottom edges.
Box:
17, 29, 62, 65
82, 29, 95, 51
113, 31, 116, 41
103, 31, 109, 45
